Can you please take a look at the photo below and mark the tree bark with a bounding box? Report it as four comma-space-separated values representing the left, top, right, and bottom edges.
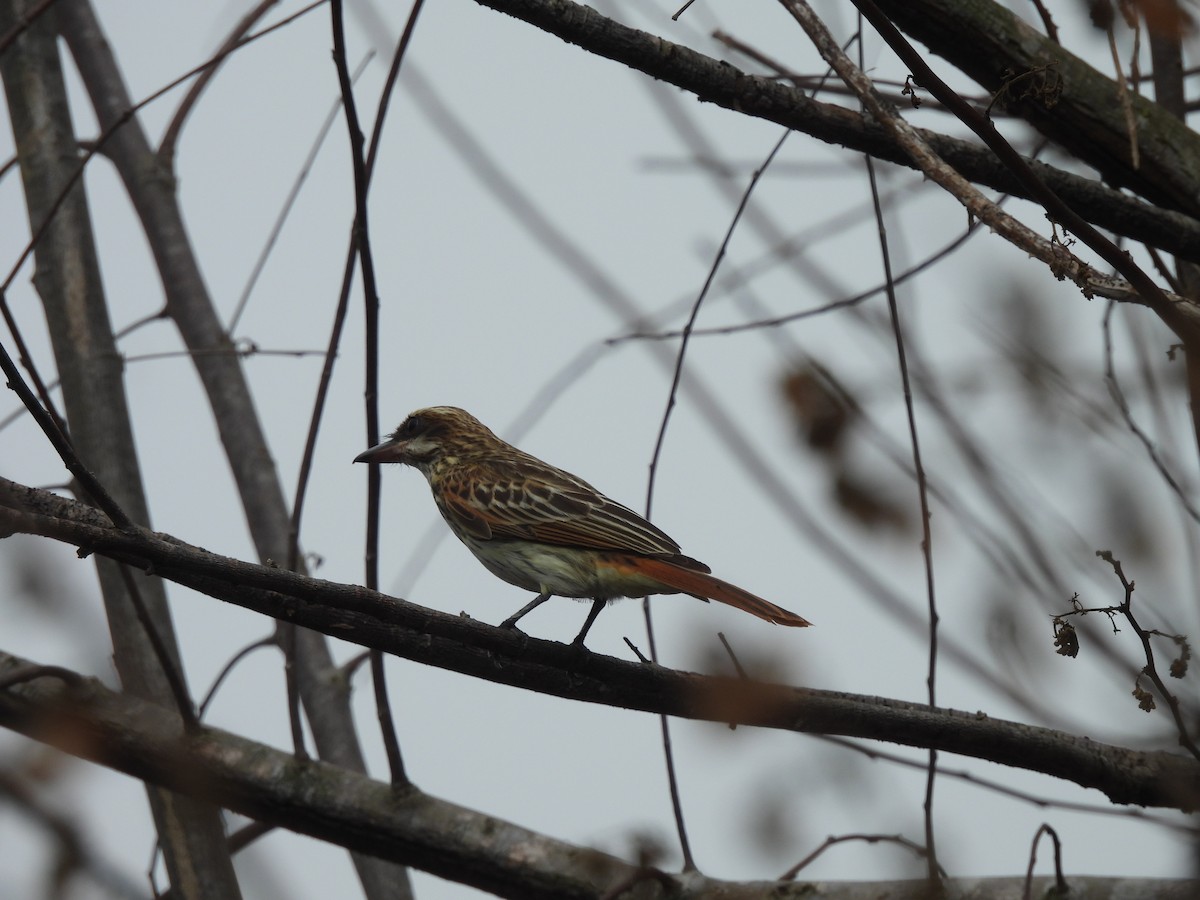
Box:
1, 650, 1194, 900
3, 476, 1198, 812
0, 1, 239, 896
55, 2, 413, 895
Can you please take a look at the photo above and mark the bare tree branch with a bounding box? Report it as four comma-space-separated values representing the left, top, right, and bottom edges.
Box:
0, 2, 239, 893
2, 476, 1198, 811
1, 649, 1196, 900
468, 0, 1200, 264
869, 0, 1200, 215
55, 3, 413, 895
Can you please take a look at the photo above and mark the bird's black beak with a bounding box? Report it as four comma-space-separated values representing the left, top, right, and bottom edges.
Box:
354, 438, 403, 464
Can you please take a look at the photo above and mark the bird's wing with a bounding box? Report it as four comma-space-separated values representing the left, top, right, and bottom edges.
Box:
436, 453, 684, 557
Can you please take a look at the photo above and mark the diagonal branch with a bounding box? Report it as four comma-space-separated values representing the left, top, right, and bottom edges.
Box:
3, 476, 1198, 812
867, 0, 1200, 216
781, 0, 1183, 330
468, 0, 1200, 268
844, 0, 1180, 330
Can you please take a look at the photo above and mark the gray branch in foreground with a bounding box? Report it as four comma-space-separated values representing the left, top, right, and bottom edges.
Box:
3, 476, 1198, 812
1, 650, 1196, 900
0, 1, 239, 893
55, 3, 413, 896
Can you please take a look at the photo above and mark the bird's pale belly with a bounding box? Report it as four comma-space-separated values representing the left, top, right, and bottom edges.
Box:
459, 536, 673, 600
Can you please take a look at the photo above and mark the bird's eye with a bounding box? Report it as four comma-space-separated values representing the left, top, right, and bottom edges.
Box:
399, 415, 423, 438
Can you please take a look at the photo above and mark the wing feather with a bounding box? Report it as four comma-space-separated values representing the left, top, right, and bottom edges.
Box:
437, 453, 684, 557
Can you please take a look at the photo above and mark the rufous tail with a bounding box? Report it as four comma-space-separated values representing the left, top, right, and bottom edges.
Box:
635, 557, 811, 627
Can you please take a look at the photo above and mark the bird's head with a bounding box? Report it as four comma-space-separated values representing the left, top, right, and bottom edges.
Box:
354, 406, 499, 474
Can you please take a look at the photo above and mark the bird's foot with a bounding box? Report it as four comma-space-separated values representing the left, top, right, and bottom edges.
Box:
569, 633, 591, 650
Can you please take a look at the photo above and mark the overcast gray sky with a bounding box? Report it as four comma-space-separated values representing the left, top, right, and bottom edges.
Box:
1, 1, 1195, 897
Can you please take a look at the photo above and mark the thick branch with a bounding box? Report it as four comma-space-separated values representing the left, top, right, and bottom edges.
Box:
55, 5, 411, 896
3, 477, 1198, 811
4, 651, 1192, 899
870, 0, 1200, 216
835, 0, 1177, 330
0, 650, 660, 900
0, 3, 238, 894
466, 0, 1200, 263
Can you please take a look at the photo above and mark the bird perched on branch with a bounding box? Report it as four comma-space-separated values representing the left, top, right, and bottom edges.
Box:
355, 406, 811, 645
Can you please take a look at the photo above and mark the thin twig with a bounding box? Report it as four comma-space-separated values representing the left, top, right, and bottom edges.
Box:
0, 0, 57, 54
610, 215, 982, 343
158, 0, 281, 165
0, 663, 82, 690
622, 637, 650, 664
646, 128, 791, 512
1101, 301, 1200, 524
364, 0, 427, 176
1106, 21, 1140, 170
278, 622, 309, 760
0, 300, 130, 528
330, 0, 408, 786
1027, 0, 1059, 43
197, 635, 275, 720
780, 0, 1181, 333
1022, 823, 1068, 900
1096, 551, 1200, 760
2, 0, 328, 297
859, 56, 941, 890
228, 51, 374, 335
716, 632, 748, 679
642, 129, 790, 874
817, 732, 1194, 831
288, 0, 424, 572
782, 833, 944, 881
670, 0, 697, 20
116, 566, 197, 730
0, 0, 328, 530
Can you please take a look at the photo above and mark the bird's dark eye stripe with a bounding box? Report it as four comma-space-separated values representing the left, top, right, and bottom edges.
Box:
394, 415, 446, 441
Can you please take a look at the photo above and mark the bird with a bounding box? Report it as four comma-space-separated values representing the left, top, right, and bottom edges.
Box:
354, 406, 811, 645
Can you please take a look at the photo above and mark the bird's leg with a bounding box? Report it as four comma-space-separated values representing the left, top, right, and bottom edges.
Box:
499, 593, 552, 631
571, 598, 607, 646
